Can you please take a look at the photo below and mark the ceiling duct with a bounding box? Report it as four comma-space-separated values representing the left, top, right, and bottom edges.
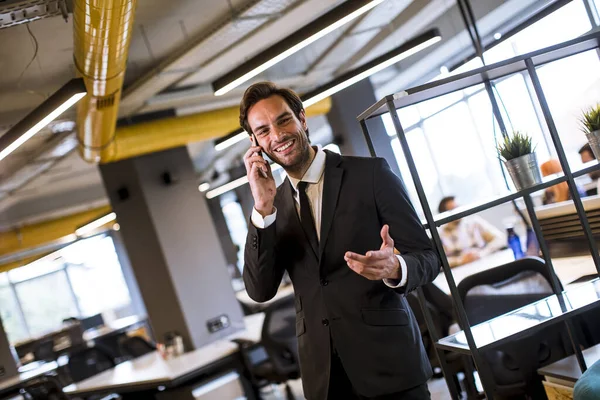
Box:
0, 0, 70, 29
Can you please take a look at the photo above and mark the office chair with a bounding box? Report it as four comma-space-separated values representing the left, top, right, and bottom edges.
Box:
119, 336, 155, 359
406, 290, 478, 399
32, 338, 55, 362
20, 375, 69, 400
235, 296, 300, 400
458, 257, 572, 399
67, 345, 115, 383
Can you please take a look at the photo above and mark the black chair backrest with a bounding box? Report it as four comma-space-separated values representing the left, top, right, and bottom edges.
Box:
33, 338, 55, 362
67, 346, 115, 383
79, 314, 104, 331
119, 336, 155, 359
457, 256, 557, 326
260, 295, 299, 377
21, 375, 69, 400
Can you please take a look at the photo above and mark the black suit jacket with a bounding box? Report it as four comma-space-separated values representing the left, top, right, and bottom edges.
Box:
244, 151, 440, 399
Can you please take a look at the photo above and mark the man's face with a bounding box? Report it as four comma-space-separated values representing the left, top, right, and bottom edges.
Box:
247, 95, 310, 170
581, 149, 595, 164
445, 200, 461, 229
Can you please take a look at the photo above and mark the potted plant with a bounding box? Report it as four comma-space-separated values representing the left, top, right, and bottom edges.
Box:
580, 104, 600, 159
498, 131, 542, 190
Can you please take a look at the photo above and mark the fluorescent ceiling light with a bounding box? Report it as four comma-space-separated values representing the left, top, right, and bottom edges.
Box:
215, 130, 247, 152
212, 0, 386, 96
0, 78, 86, 162
302, 30, 441, 107
198, 182, 211, 192
75, 212, 117, 237
213, 29, 441, 152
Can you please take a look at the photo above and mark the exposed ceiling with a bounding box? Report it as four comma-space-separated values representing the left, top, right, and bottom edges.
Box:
0, 0, 554, 232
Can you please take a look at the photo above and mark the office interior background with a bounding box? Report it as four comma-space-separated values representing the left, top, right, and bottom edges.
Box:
1, 0, 600, 399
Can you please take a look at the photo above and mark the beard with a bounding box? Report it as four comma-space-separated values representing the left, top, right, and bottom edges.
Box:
265, 128, 311, 173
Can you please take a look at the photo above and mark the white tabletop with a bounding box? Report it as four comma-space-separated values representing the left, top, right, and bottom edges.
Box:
236, 284, 294, 309
433, 249, 598, 295
83, 315, 146, 342
0, 361, 58, 393
63, 340, 238, 395
63, 313, 266, 396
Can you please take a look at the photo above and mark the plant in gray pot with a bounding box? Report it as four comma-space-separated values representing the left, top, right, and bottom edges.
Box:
498, 131, 542, 190
581, 104, 600, 159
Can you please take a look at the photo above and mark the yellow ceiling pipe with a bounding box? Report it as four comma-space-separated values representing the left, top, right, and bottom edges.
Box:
0, 251, 54, 274
74, 0, 137, 163
103, 97, 332, 163
0, 206, 112, 259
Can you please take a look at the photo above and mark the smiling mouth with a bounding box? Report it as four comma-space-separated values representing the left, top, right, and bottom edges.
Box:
274, 139, 295, 153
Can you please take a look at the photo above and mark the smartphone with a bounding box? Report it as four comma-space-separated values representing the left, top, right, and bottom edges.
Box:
251, 132, 268, 178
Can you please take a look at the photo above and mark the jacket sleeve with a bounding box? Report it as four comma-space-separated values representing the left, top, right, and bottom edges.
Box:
373, 158, 441, 294
243, 219, 285, 302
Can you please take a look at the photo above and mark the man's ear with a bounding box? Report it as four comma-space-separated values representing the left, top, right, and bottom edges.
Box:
299, 110, 307, 130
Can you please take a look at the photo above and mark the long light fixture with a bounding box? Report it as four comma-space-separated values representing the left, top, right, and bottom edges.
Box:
206, 164, 283, 199
213, 28, 441, 152
75, 212, 117, 237
212, 0, 386, 96
301, 28, 441, 107
0, 78, 86, 161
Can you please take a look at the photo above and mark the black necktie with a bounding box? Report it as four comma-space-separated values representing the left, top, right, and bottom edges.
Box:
297, 181, 319, 256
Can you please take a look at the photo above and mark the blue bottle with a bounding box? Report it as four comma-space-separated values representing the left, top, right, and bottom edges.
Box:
507, 227, 524, 259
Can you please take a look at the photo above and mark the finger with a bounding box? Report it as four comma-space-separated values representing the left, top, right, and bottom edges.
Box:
380, 224, 394, 249
244, 146, 264, 161
346, 260, 381, 280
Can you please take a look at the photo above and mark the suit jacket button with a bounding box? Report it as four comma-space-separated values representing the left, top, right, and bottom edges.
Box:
320, 279, 328, 286
322, 318, 329, 326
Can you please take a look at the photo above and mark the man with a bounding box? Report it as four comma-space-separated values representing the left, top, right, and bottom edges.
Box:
241, 82, 440, 400
437, 196, 505, 268
579, 143, 599, 196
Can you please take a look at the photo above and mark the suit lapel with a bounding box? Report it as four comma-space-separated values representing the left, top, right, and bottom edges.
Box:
319, 151, 344, 259
280, 178, 319, 261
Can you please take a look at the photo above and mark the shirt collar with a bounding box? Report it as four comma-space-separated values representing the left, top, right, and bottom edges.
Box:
288, 145, 326, 191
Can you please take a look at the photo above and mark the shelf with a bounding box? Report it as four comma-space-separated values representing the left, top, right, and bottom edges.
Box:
358, 31, 600, 121
436, 278, 600, 354
422, 174, 567, 228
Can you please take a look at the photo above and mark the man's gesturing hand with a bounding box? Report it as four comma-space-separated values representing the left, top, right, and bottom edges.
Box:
244, 145, 276, 217
344, 225, 401, 281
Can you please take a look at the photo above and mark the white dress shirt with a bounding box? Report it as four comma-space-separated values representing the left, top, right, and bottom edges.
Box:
251, 146, 407, 288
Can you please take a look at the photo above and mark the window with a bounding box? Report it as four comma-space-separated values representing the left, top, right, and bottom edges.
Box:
0, 234, 133, 343
380, 0, 599, 213
221, 192, 248, 274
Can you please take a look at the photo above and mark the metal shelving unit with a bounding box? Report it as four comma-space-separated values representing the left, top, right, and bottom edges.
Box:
357, 31, 600, 399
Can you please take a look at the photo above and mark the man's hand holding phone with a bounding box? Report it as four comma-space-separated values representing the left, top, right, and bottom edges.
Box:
244, 135, 276, 217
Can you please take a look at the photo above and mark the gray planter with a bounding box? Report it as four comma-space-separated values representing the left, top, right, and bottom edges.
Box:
505, 153, 542, 191
585, 130, 600, 159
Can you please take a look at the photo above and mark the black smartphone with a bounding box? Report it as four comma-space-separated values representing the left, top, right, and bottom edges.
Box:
251, 132, 268, 178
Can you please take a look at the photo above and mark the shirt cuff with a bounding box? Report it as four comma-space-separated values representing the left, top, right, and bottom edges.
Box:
251, 207, 277, 229
383, 255, 408, 288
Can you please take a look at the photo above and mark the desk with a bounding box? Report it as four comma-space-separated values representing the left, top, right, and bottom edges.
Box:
433, 249, 598, 295
538, 343, 600, 384
236, 284, 294, 312
83, 315, 147, 342
0, 361, 58, 396
63, 314, 265, 398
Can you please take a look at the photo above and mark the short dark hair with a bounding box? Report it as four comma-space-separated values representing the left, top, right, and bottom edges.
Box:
438, 196, 455, 213
579, 143, 595, 158
239, 81, 307, 136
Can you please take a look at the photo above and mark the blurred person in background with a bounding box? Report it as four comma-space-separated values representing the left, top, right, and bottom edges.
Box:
438, 196, 505, 267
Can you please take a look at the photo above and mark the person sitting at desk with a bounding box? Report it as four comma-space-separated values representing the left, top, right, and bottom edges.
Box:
540, 159, 587, 204
438, 196, 505, 268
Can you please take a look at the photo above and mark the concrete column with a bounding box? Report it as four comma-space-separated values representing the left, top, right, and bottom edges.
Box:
99, 147, 244, 351
206, 197, 239, 276
0, 318, 17, 383
109, 230, 147, 319
327, 78, 401, 177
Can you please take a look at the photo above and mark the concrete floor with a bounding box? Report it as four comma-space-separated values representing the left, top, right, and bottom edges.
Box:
261, 377, 452, 399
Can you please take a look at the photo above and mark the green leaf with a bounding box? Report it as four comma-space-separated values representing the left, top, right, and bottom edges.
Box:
580, 104, 600, 134
497, 131, 535, 161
